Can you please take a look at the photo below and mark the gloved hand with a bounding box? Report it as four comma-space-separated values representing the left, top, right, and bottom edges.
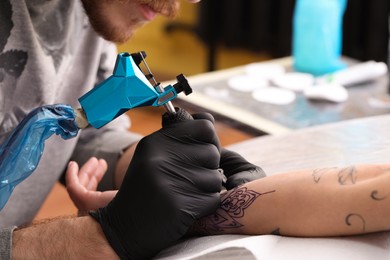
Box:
188, 112, 266, 190
220, 148, 266, 190
90, 108, 223, 259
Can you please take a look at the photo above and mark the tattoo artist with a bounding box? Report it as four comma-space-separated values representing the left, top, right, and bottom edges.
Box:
0, 0, 265, 259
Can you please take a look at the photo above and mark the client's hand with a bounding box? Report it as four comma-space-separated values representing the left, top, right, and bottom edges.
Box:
90, 109, 223, 259
66, 157, 117, 214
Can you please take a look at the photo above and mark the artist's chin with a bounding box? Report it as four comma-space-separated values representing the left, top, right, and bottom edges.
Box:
81, 0, 147, 43
100, 28, 135, 44
90, 19, 145, 44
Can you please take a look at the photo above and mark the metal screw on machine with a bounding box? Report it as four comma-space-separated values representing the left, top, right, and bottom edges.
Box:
135, 52, 192, 115
173, 74, 192, 96
162, 74, 194, 123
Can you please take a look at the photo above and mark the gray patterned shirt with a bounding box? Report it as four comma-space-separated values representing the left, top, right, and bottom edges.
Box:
0, 0, 142, 258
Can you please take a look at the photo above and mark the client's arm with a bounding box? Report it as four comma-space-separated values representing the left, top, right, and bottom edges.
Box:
193, 164, 390, 237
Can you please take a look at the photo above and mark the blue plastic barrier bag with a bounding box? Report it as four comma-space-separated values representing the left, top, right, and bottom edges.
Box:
0, 104, 79, 210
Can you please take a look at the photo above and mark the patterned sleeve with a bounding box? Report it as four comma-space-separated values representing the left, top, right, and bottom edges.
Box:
0, 226, 16, 260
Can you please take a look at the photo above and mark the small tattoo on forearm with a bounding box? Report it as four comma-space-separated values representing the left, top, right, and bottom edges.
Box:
312, 166, 358, 185
312, 167, 337, 183
338, 166, 357, 185
270, 228, 281, 235
345, 213, 366, 232
371, 190, 387, 201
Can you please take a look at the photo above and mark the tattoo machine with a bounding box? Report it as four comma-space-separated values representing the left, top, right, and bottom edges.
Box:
0, 52, 192, 211
74, 51, 193, 129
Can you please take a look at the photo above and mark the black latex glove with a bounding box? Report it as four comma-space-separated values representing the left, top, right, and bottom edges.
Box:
189, 112, 266, 190
90, 108, 223, 259
220, 148, 266, 190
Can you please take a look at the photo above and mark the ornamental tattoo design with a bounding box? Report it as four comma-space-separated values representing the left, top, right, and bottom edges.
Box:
195, 187, 275, 234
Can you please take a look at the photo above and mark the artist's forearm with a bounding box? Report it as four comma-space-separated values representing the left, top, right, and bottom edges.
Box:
194, 164, 390, 237
13, 216, 118, 259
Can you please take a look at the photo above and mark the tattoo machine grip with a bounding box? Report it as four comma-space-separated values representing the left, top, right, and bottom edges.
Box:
162, 107, 194, 127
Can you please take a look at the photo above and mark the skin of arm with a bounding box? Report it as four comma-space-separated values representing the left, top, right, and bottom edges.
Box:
68, 160, 390, 238
192, 164, 390, 237
13, 216, 118, 259
19, 163, 389, 258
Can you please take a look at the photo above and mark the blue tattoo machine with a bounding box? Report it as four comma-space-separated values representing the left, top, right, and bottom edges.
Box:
75, 51, 192, 129
0, 51, 192, 211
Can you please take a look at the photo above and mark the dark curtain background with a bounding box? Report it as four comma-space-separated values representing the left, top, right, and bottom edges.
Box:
196, 0, 389, 70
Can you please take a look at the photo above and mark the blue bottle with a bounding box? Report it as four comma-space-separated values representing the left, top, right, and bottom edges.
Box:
292, 0, 348, 76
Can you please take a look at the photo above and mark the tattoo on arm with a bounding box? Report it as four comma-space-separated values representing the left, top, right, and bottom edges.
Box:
345, 213, 366, 232
194, 187, 275, 234
270, 228, 281, 235
312, 167, 337, 183
371, 190, 386, 201
338, 166, 357, 185
312, 166, 357, 185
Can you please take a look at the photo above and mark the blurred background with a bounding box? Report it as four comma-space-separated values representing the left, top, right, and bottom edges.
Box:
118, 0, 389, 80
117, 2, 271, 81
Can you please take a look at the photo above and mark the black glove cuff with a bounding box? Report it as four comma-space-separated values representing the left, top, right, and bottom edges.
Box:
220, 148, 258, 176
89, 210, 131, 260
225, 166, 266, 190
